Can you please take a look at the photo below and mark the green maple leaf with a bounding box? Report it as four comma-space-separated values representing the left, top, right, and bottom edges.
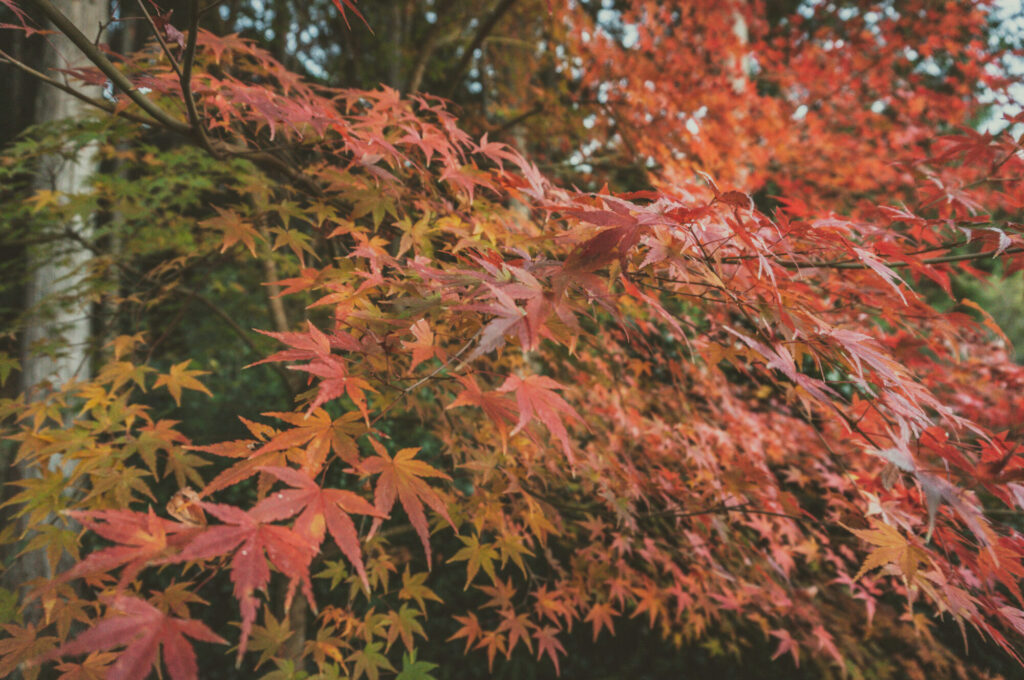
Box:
447, 534, 498, 589
247, 611, 293, 670
396, 651, 438, 680
398, 567, 443, 610
349, 641, 394, 680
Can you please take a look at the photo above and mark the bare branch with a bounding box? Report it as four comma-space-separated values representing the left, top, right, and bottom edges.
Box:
0, 49, 154, 127
442, 0, 517, 98
180, 0, 209, 148
407, 0, 456, 93
25, 0, 192, 134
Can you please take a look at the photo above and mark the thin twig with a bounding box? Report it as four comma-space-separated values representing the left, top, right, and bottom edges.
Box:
0, 49, 154, 128
135, 0, 183, 79
369, 329, 481, 427
177, 286, 295, 396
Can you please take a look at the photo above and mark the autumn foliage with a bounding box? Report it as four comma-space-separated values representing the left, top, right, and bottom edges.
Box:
1, 0, 1024, 678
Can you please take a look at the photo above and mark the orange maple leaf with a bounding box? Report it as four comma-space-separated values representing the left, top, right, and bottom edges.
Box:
154, 361, 212, 406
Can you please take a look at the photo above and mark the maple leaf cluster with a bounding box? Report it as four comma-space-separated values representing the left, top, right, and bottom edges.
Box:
1, 1, 1024, 679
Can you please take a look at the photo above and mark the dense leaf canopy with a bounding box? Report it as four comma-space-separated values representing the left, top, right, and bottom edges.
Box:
1, 1, 1023, 679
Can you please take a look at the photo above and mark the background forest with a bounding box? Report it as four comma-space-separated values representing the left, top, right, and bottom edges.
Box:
2, 0, 1024, 678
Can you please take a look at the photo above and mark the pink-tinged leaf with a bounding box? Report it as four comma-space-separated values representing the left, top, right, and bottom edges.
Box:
446, 375, 517, 451
498, 374, 583, 463
532, 625, 566, 675
810, 624, 842, 665
361, 443, 453, 568
50, 596, 225, 680
60, 509, 192, 587
403, 319, 437, 371
770, 628, 800, 667
174, 503, 316, 662
252, 466, 381, 590
250, 321, 360, 366
852, 247, 906, 303
562, 209, 638, 229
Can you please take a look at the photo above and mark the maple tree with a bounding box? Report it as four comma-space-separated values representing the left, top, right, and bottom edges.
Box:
1, 0, 1024, 678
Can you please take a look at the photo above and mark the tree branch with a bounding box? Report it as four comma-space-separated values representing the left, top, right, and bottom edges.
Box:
178, 286, 296, 397
784, 245, 1024, 270
406, 0, 456, 93
442, 0, 517, 98
180, 0, 210, 151
135, 0, 183, 79
25, 0, 192, 135
490, 103, 544, 136
0, 49, 155, 128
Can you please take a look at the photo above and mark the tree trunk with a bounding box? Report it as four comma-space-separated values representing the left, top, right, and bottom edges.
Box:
6, 0, 107, 603
21, 0, 105, 397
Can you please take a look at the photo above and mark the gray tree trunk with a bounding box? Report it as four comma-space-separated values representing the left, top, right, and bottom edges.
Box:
21, 0, 106, 398
6, 0, 107, 605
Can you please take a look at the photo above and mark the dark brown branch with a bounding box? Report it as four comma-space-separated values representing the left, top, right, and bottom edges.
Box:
0, 49, 155, 128
442, 0, 517, 98
703, 244, 1024, 270
491, 103, 544, 136
787, 245, 1024, 270
180, 0, 214, 154
135, 0, 183, 79
25, 0, 192, 134
406, 0, 456, 93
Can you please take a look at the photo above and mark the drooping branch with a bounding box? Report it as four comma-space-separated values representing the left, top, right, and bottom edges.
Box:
776, 245, 1024, 271
0, 48, 154, 127
25, 0, 192, 135
10, 2, 327, 200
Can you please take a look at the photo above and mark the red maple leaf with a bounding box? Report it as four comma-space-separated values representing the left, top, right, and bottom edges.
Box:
251, 466, 381, 589
61, 509, 194, 587
361, 442, 454, 567
498, 374, 583, 463
174, 502, 317, 661
770, 628, 800, 667
250, 321, 373, 418
402, 318, 438, 371
446, 374, 517, 451
50, 596, 225, 680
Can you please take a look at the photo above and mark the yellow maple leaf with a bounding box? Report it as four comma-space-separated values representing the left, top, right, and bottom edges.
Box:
201, 206, 261, 257
26, 189, 64, 212
848, 521, 931, 582
154, 360, 213, 406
